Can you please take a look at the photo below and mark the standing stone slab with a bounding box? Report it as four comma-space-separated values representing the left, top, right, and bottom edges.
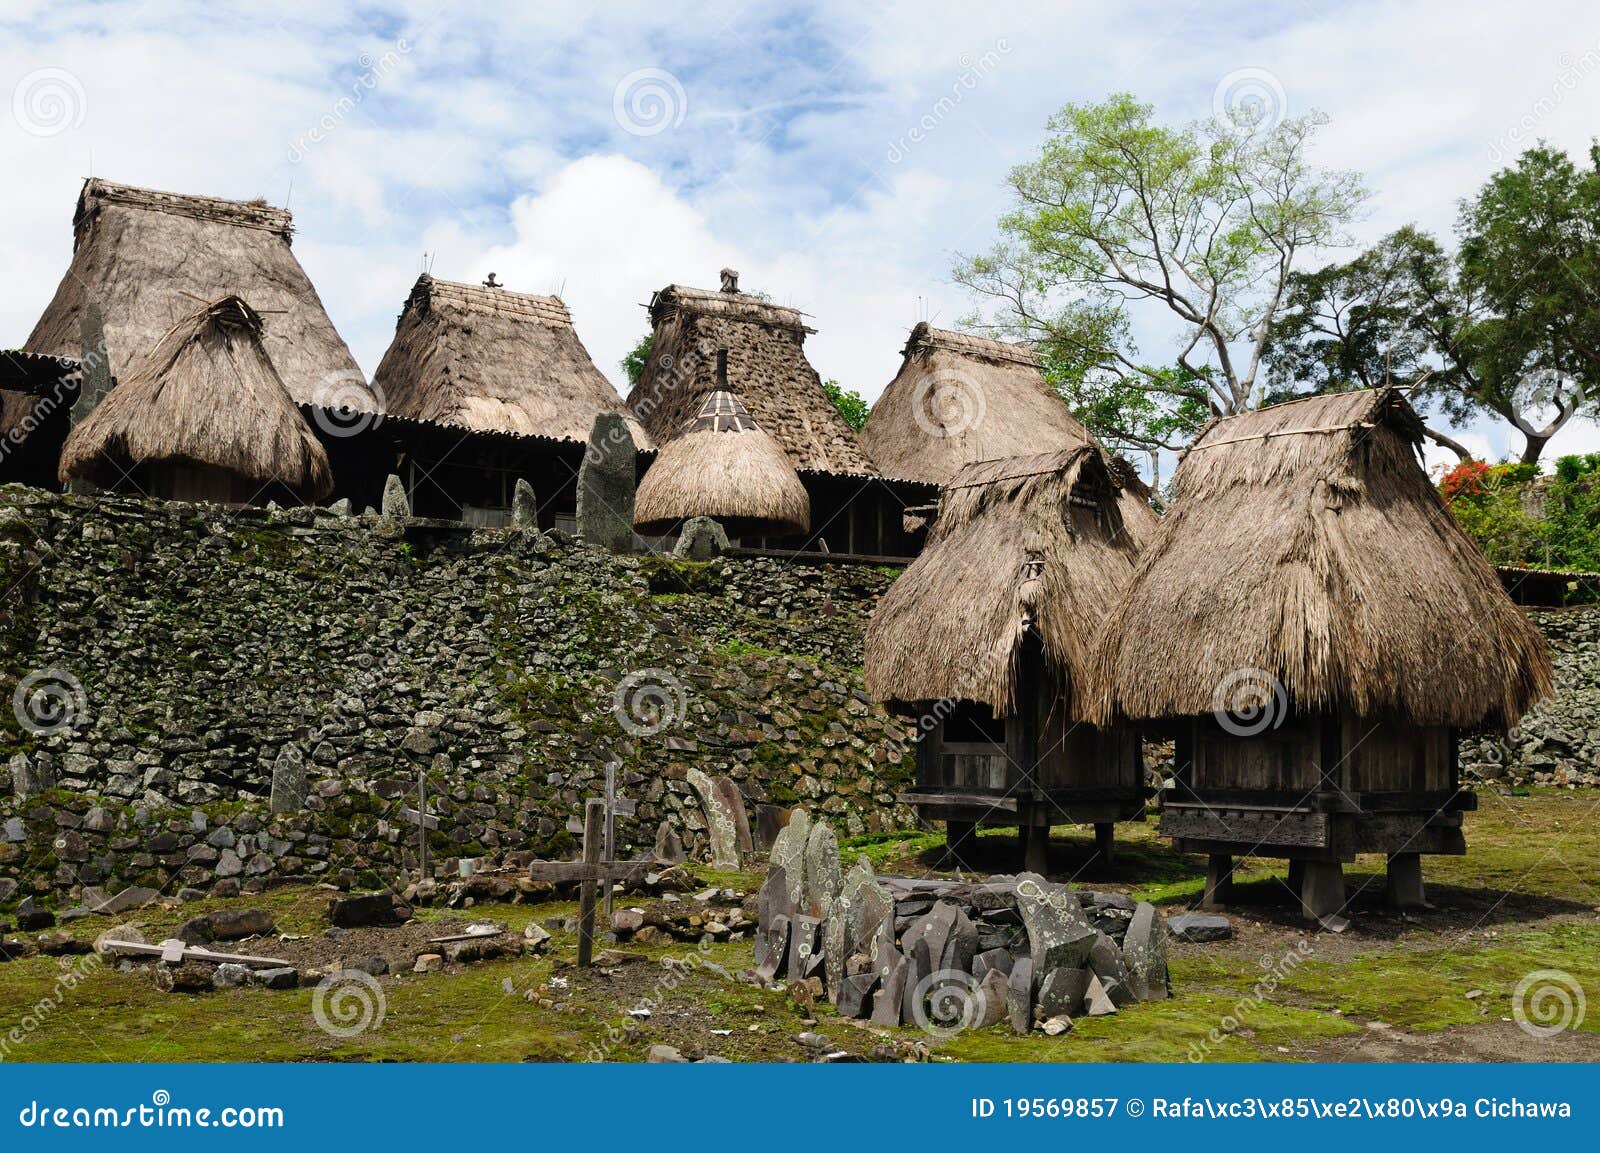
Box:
754, 866, 790, 973
835, 857, 874, 958
838, 971, 878, 1019
1006, 957, 1034, 1034
1015, 872, 1097, 974
686, 768, 742, 868
712, 777, 755, 859
1088, 932, 1134, 1006
756, 914, 790, 982
939, 904, 979, 975
822, 896, 847, 1001
268, 745, 307, 814
381, 473, 410, 517
1121, 901, 1169, 1001
787, 915, 822, 981
768, 809, 810, 912
803, 821, 842, 917
511, 478, 538, 529
576, 412, 636, 552
974, 967, 1010, 1029
872, 953, 907, 1026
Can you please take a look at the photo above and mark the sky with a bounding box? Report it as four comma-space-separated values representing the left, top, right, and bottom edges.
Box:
3, 0, 1600, 475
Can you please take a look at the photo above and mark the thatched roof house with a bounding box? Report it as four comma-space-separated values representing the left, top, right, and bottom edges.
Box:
372, 275, 651, 446
628, 274, 875, 477
1093, 388, 1551, 730
26, 179, 361, 405
867, 446, 1139, 718
860, 324, 1096, 481
59, 297, 332, 503
635, 386, 810, 536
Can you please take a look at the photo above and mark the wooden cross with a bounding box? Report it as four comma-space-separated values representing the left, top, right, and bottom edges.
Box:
527, 799, 651, 967
399, 765, 438, 879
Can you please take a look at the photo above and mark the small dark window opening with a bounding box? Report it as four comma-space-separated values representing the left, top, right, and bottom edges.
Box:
943, 702, 1006, 744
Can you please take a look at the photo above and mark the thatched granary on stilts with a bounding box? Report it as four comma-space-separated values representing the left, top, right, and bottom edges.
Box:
628, 271, 931, 555
634, 374, 810, 538
865, 446, 1152, 870
25, 179, 363, 408
1093, 388, 1552, 919
57, 297, 333, 504
369, 275, 653, 527
859, 323, 1156, 545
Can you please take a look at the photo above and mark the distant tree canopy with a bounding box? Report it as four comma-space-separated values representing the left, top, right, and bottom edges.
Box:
1441, 452, 1600, 573
955, 92, 1366, 452
1267, 144, 1600, 464
821, 379, 870, 430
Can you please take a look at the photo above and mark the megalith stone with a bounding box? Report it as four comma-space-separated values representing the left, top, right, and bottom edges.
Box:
1006, 957, 1034, 1034
673, 516, 729, 560
1121, 901, 1169, 1001
974, 968, 1010, 1029
871, 953, 908, 1026
803, 821, 841, 917
575, 412, 636, 551
712, 777, 754, 858
511, 478, 538, 529
1014, 872, 1097, 973
768, 809, 809, 911
381, 473, 410, 517
686, 768, 743, 868
1088, 931, 1134, 1005
1036, 966, 1091, 1018
268, 745, 307, 814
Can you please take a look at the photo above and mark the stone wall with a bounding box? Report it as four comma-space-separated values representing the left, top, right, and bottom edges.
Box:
0, 488, 916, 906
1, 486, 1596, 909
1460, 608, 1600, 789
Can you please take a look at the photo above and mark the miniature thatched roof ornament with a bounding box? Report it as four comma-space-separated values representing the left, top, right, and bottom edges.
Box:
57, 296, 332, 502
372, 275, 650, 445
26, 179, 362, 407
635, 369, 811, 537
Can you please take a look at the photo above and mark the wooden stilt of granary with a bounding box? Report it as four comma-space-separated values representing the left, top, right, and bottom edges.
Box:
1093, 389, 1553, 921
864, 447, 1157, 872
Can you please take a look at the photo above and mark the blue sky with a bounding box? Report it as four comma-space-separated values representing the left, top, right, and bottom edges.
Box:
4, 0, 1600, 473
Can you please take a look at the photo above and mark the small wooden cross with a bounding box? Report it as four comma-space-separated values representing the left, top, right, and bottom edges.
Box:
527, 799, 651, 967
399, 765, 438, 879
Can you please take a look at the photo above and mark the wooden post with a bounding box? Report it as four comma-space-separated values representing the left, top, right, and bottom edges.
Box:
1201, 853, 1233, 909
1299, 860, 1345, 920
1094, 822, 1115, 865
577, 798, 604, 968
944, 820, 976, 866
1022, 813, 1048, 875
1385, 852, 1426, 909
603, 759, 618, 920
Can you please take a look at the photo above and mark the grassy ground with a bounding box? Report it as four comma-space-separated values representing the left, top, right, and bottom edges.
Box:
2, 789, 1597, 1063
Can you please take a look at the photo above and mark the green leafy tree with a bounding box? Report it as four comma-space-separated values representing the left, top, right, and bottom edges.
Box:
621, 332, 653, 390
956, 92, 1367, 442
822, 379, 870, 430
1267, 145, 1600, 464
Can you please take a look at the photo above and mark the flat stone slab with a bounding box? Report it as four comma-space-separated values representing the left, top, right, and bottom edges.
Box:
871, 954, 907, 1026
803, 820, 842, 918
1006, 957, 1034, 1035
1036, 966, 1091, 1018
1121, 901, 1169, 1001
768, 809, 810, 912
1166, 913, 1233, 943
1015, 872, 1097, 973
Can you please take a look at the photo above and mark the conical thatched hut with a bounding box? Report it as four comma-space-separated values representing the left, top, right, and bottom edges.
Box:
1093, 388, 1553, 918
860, 323, 1156, 543
26, 179, 362, 406
58, 297, 332, 503
629, 271, 927, 555
865, 446, 1149, 869
634, 380, 810, 537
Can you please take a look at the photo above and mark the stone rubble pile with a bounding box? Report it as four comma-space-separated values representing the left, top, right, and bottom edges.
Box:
753, 811, 1170, 1035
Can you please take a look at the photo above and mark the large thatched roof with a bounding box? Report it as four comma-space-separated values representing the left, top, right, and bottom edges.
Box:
628, 278, 876, 477
859, 324, 1099, 480
635, 389, 810, 535
1092, 388, 1552, 729
372, 275, 651, 446
25, 179, 362, 406
865, 446, 1143, 717
59, 297, 332, 501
